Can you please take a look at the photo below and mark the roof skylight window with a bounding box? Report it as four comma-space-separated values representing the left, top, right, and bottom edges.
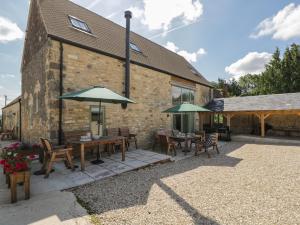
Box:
69, 16, 91, 33
129, 42, 142, 53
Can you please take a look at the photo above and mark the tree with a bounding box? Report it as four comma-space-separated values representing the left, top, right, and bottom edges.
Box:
213, 43, 300, 97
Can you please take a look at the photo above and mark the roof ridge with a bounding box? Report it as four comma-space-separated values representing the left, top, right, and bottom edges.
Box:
37, 0, 212, 87
64, 0, 190, 60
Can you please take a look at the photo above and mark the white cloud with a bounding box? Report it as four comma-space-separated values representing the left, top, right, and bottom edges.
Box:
127, 6, 144, 19
0, 17, 24, 43
0, 74, 15, 79
87, 0, 102, 10
164, 42, 179, 52
131, 0, 203, 31
251, 3, 300, 40
225, 52, 272, 79
164, 41, 206, 63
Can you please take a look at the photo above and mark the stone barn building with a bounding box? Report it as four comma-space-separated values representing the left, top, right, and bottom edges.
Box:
17, 0, 213, 147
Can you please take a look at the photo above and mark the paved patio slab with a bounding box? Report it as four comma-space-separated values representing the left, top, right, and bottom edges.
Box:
0, 148, 171, 204
0, 191, 91, 225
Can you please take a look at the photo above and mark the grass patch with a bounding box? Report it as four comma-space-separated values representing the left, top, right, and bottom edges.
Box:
90, 214, 102, 225
75, 195, 102, 225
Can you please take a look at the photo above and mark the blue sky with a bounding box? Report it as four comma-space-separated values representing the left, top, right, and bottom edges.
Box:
0, 0, 300, 108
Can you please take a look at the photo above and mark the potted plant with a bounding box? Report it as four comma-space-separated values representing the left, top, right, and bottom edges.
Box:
0, 150, 33, 203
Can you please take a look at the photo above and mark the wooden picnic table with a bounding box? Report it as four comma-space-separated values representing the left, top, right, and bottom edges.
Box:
72, 136, 126, 171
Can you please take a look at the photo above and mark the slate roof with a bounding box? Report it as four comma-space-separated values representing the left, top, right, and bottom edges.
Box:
205, 93, 300, 112
2, 96, 21, 110
36, 0, 211, 87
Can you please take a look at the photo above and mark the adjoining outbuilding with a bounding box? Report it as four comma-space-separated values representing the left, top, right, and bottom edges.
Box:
1, 96, 21, 139
205, 92, 300, 137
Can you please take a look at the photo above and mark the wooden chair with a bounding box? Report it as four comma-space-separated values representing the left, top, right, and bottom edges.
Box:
194, 135, 205, 156
202, 133, 220, 158
106, 128, 120, 154
158, 134, 177, 156
40, 138, 74, 178
190, 130, 205, 149
172, 129, 182, 148
119, 127, 137, 150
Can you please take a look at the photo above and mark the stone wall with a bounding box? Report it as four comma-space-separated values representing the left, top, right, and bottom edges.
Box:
45, 40, 212, 148
2, 102, 20, 138
21, 41, 50, 143
21, 0, 50, 144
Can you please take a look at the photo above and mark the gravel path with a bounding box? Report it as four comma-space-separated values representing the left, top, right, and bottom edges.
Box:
72, 142, 300, 225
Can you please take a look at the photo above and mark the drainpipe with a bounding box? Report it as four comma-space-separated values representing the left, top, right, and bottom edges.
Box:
58, 42, 64, 145
122, 10, 132, 109
19, 98, 22, 141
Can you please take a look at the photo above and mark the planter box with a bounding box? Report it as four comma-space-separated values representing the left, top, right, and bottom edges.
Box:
9, 171, 30, 203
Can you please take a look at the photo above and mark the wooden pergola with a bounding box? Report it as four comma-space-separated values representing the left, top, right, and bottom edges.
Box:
203, 93, 300, 137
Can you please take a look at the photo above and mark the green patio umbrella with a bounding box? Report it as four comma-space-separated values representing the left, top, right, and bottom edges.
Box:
59, 86, 135, 164
163, 102, 210, 133
163, 102, 210, 113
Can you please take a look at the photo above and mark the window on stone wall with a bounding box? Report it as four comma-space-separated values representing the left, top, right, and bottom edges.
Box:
90, 106, 105, 135
35, 95, 39, 113
171, 85, 195, 133
29, 108, 33, 129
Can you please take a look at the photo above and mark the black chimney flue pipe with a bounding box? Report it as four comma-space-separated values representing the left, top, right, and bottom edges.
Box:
122, 10, 132, 109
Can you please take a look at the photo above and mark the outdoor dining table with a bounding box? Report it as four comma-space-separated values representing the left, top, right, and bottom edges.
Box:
72, 136, 126, 171
170, 135, 195, 155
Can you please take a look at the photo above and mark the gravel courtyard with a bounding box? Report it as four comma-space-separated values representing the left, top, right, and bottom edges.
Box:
72, 142, 300, 225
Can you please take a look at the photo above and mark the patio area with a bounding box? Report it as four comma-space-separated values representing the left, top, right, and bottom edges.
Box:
0, 146, 171, 204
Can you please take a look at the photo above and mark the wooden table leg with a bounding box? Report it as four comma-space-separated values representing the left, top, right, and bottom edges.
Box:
80, 143, 85, 171
122, 138, 125, 161
10, 175, 17, 203
24, 171, 30, 200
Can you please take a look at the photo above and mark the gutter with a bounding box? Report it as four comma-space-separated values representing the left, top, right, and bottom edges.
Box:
19, 98, 22, 141
123, 10, 132, 109
58, 42, 64, 145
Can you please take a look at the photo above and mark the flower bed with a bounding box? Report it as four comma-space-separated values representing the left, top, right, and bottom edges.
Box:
0, 142, 42, 174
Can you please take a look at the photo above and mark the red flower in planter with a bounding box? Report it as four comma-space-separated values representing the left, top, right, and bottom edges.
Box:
28, 154, 36, 160
0, 159, 5, 165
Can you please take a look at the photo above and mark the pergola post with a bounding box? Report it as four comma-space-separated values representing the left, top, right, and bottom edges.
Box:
224, 114, 234, 129
254, 113, 271, 137
260, 115, 265, 137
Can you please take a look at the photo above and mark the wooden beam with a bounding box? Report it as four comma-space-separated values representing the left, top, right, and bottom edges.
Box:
227, 115, 231, 128
260, 114, 265, 137
224, 114, 234, 128
203, 110, 300, 116
264, 113, 271, 120
254, 113, 261, 119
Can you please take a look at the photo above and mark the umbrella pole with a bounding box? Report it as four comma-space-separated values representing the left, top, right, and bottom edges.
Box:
92, 100, 104, 164
98, 100, 101, 135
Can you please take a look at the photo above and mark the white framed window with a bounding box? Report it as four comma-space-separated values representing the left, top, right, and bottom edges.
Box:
35, 95, 39, 113
69, 16, 91, 33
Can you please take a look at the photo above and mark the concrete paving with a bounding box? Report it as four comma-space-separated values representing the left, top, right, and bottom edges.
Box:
0, 148, 171, 204
232, 134, 300, 145
0, 191, 91, 225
